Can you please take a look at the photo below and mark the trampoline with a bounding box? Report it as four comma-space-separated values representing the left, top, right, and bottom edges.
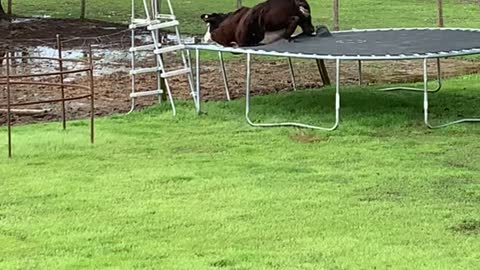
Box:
187, 28, 480, 130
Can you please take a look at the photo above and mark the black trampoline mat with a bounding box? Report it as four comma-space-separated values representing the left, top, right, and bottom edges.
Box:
250, 29, 480, 57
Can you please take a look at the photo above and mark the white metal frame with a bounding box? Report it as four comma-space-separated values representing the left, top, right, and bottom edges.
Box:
129, 0, 197, 115
214, 52, 299, 102
380, 58, 442, 92
422, 58, 480, 128
187, 28, 480, 130
244, 54, 340, 130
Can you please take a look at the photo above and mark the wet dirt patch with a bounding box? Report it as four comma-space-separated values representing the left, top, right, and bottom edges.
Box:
450, 219, 480, 235
356, 184, 407, 202
289, 130, 328, 143
210, 259, 236, 268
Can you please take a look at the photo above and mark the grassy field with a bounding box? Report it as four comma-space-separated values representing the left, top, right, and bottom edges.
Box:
2, 0, 480, 269
1, 75, 480, 269
5, 0, 480, 34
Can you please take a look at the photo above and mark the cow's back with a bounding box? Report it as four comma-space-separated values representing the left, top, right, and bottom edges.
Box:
211, 7, 250, 46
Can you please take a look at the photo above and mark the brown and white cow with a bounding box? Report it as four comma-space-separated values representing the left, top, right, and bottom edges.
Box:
201, 0, 315, 47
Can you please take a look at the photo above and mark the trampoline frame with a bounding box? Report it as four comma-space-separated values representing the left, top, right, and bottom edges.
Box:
187, 27, 480, 130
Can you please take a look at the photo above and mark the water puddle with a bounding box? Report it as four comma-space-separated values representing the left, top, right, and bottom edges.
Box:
1, 46, 136, 81
1, 33, 197, 81
11, 15, 52, 24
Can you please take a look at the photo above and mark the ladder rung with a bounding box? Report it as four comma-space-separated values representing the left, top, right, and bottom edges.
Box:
129, 44, 156, 52
154, 44, 185, 54
147, 20, 179, 30
130, 90, 163, 98
130, 67, 161, 75
157, 14, 176, 20
132, 18, 149, 24
130, 19, 157, 29
161, 68, 191, 78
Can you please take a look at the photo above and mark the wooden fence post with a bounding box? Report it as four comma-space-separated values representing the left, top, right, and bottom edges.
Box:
437, 0, 444, 27
7, 0, 12, 15
333, 0, 339, 31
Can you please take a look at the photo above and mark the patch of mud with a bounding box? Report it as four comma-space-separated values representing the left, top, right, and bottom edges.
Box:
289, 131, 328, 143
0, 17, 128, 46
450, 219, 480, 235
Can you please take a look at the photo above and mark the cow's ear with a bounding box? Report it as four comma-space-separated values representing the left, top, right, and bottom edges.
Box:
299, 6, 310, 17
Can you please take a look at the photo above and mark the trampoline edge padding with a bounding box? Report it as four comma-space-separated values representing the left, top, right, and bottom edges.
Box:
187, 28, 480, 60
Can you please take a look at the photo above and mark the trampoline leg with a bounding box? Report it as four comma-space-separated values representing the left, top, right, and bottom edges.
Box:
422, 58, 480, 129
382, 58, 442, 92
187, 49, 193, 79
218, 51, 231, 101
128, 98, 136, 115
358, 60, 363, 86
287, 57, 297, 91
245, 54, 340, 131
316, 59, 331, 86
195, 48, 201, 114
128, 28, 137, 115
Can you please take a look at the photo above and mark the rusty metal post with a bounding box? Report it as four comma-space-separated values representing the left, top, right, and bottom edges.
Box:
56, 35, 67, 130
333, 0, 339, 31
437, 0, 444, 27
6, 52, 12, 158
88, 45, 95, 144
316, 59, 331, 86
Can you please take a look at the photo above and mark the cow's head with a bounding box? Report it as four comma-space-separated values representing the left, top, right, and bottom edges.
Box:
200, 13, 232, 43
296, 0, 315, 35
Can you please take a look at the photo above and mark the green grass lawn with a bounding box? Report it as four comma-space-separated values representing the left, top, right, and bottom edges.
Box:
2, 0, 480, 268
1, 76, 480, 269
5, 0, 480, 34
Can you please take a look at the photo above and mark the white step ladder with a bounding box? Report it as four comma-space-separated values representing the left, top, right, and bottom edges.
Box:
129, 0, 197, 115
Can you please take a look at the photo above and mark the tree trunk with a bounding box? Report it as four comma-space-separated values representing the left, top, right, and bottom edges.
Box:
437, 0, 444, 27
333, 0, 339, 31
0, 2, 9, 21
80, 0, 86, 19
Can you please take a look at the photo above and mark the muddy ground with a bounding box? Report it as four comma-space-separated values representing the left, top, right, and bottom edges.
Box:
1, 18, 479, 126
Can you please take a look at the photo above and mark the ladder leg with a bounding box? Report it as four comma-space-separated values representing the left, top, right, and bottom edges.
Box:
163, 80, 177, 116
173, 24, 197, 107
129, 26, 137, 114
153, 28, 163, 104
142, 0, 151, 20
150, 28, 176, 115
165, 0, 175, 15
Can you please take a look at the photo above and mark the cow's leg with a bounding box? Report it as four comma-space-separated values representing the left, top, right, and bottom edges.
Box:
284, 16, 300, 41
